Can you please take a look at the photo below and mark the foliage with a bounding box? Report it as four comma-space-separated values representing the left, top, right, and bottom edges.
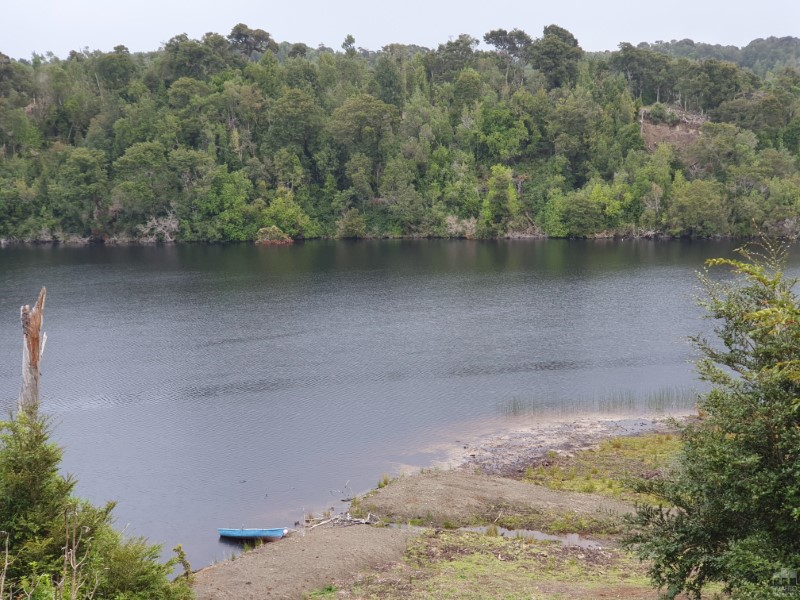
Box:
625, 241, 800, 599
336, 208, 367, 239
262, 187, 316, 239
1, 28, 800, 242
528, 25, 584, 89
0, 411, 191, 598
477, 164, 519, 237
665, 174, 728, 237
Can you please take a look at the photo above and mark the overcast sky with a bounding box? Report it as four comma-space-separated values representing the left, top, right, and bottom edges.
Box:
4, 0, 799, 60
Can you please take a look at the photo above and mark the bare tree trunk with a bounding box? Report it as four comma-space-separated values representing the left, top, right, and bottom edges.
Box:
0, 533, 8, 599
18, 288, 46, 418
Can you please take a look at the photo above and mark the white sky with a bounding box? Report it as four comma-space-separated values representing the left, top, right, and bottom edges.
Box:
3, 0, 799, 60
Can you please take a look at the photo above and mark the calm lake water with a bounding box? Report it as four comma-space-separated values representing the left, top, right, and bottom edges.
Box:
0, 239, 767, 567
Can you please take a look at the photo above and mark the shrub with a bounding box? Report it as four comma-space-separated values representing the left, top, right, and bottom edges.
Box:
625, 241, 800, 598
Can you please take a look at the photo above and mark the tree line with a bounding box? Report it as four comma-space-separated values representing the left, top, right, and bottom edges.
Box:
1, 25, 800, 243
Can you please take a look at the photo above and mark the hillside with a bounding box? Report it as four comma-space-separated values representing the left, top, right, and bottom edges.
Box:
1, 25, 800, 242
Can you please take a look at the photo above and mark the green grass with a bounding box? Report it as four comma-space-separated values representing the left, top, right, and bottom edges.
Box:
523, 433, 682, 504
305, 584, 337, 598
344, 529, 656, 599
483, 505, 624, 536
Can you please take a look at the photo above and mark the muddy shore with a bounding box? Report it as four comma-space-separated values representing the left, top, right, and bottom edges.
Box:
191, 414, 687, 599
449, 415, 684, 477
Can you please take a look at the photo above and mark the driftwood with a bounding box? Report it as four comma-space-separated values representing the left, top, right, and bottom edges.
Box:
19, 287, 46, 418
306, 513, 377, 530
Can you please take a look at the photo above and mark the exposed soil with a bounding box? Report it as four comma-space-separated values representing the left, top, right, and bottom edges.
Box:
359, 470, 634, 528
191, 525, 413, 600
640, 108, 706, 158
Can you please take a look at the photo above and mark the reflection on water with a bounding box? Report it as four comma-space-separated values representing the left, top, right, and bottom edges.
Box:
0, 239, 783, 568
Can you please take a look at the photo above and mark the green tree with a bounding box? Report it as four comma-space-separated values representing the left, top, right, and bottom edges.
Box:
47, 146, 109, 236
227, 23, 278, 59
626, 242, 800, 599
341, 34, 356, 57
690, 122, 758, 181
111, 142, 175, 231
373, 55, 406, 108
0, 413, 75, 581
528, 25, 584, 89
483, 28, 532, 86
558, 185, 606, 236
262, 187, 316, 238
665, 173, 728, 236
478, 101, 528, 164
266, 87, 323, 152
180, 167, 255, 241
327, 93, 397, 163
95, 45, 137, 91
424, 34, 479, 84
477, 164, 519, 236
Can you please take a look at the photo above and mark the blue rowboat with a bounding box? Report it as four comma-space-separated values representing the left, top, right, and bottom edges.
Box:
217, 527, 288, 541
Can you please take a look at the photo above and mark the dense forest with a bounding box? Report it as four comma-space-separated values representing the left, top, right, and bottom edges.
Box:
1, 25, 800, 243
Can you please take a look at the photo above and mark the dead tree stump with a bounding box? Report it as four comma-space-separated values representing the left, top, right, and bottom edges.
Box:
18, 287, 46, 418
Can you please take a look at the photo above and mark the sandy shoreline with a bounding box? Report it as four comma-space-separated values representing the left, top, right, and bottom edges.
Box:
192, 412, 690, 598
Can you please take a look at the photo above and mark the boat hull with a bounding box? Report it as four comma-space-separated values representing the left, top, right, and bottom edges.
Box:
217, 527, 288, 541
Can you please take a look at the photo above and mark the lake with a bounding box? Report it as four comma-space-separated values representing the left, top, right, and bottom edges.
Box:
0, 239, 755, 567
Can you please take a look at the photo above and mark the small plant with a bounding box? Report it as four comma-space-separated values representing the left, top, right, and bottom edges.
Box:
172, 544, 192, 581
349, 498, 365, 518
308, 584, 338, 597
377, 473, 391, 489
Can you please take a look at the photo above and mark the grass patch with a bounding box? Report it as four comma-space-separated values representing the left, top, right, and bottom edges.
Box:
376, 506, 623, 536
524, 433, 681, 504
490, 505, 624, 536
344, 529, 655, 599
306, 584, 337, 597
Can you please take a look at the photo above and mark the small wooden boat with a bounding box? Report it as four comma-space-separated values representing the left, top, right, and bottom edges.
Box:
217, 527, 288, 541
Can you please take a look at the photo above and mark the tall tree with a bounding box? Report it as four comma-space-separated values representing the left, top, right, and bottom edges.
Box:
227, 23, 278, 59
528, 25, 584, 89
483, 28, 532, 86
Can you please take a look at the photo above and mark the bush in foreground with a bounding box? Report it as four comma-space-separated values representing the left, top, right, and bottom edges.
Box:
626, 240, 800, 599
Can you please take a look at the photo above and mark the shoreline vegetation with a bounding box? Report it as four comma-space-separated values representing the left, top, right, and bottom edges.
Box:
2, 28, 800, 245
191, 413, 690, 599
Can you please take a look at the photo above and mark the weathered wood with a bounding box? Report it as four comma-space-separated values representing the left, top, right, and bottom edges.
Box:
306, 513, 376, 530
19, 287, 46, 417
